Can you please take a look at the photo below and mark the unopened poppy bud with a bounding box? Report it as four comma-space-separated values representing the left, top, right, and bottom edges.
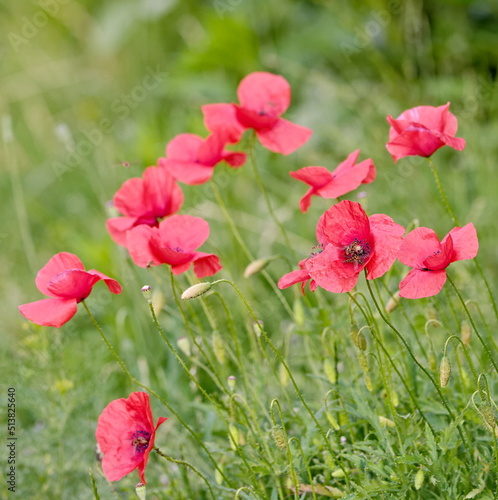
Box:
439, 356, 451, 387
379, 416, 395, 428
177, 337, 191, 357
141, 285, 152, 303
414, 469, 424, 490
461, 321, 471, 346
358, 352, 373, 391
135, 483, 146, 500
357, 332, 367, 351
279, 364, 289, 387
480, 404, 497, 431
331, 468, 345, 478
293, 299, 305, 327
428, 352, 437, 372
181, 282, 212, 300
326, 411, 340, 430
215, 467, 224, 485
227, 375, 236, 391
212, 331, 226, 364
243, 258, 271, 278
228, 424, 241, 450
272, 426, 287, 450
323, 359, 337, 384
385, 292, 401, 313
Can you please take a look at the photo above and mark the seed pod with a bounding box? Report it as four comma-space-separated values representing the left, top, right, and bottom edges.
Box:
414, 469, 424, 490
323, 359, 336, 384
272, 426, 287, 450
461, 321, 471, 346
439, 356, 451, 387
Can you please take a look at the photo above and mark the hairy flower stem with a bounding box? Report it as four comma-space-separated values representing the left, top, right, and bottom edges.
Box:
347, 292, 435, 435
428, 157, 498, 324
212, 279, 351, 486
166, 274, 268, 497
248, 131, 297, 262
447, 275, 498, 373
210, 179, 294, 318
81, 301, 231, 487
153, 447, 216, 500
364, 280, 471, 454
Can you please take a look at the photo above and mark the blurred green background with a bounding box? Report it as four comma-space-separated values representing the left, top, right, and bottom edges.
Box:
1, 0, 497, 498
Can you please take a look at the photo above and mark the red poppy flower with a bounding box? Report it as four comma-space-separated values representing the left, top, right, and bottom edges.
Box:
158, 132, 246, 185
18, 252, 122, 328
107, 166, 183, 246
397, 224, 478, 299
278, 258, 317, 294
202, 72, 312, 155
289, 150, 376, 213
126, 215, 222, 278
96, 391, 167, 483
302, 201, 404, 293
386, 103, 466, 162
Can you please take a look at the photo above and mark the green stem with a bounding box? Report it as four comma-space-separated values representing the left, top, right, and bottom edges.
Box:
153, 447, 216, 500
364, 280, 472, 454
248, 131, 297, 261
212, 279, 351, 487
427, 157, 498, 324
446, 275, 498, 373
80, 300, 231, 486
210, 179, 294, 318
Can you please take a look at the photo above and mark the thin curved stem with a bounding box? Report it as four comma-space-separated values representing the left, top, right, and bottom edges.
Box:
153, 447, 216, 500
248, 131, 297, 261
81, 300, 231, 486
446, 275, 498, 373
213, 279, 351, 486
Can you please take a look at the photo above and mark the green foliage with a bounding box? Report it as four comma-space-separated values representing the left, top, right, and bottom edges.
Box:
2, 0, 498, 498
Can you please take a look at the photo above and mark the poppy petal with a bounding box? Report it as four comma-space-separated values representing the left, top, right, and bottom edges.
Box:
192, 252, 222, 278
397, 227, 441, 268
87, 270, 123, 294
160, 159, 215, 185
19, 297, 78, 328
113, 177, 147, 217
257, 118, 312, 155
165, 133, 204, 161
106, 217, 141, 247
278, 269, 312, 290
202, 103, 245, 143
157, 215, 210, 253
366, 214, 405, 280
399, 268, 447, 299
36, 252, 85, 296
237, 72, 291, 117
126, 225, 159, 267
142, 166, 184, 217
445, 223, 478, 262
46, 270, 101, 300
317, 200, 370, 247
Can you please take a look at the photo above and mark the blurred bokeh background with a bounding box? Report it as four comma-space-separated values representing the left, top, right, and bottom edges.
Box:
1, 0, 497, 497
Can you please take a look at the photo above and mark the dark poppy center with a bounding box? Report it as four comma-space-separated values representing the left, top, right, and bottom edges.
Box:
343, 239, 371, 265
131, 430, 151, 453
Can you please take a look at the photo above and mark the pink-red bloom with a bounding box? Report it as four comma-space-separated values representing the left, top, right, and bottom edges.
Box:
96, 391, 167, 484
289, 150, 376, 212
126, 215, 222, 278
107, 166, 183, 246
279, 201, 405, 294
202, 71, 312, 155
158, 132, 246, 185
19, 252, 122, 328
397, 224, 478, 299
386, 103, 466, 162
